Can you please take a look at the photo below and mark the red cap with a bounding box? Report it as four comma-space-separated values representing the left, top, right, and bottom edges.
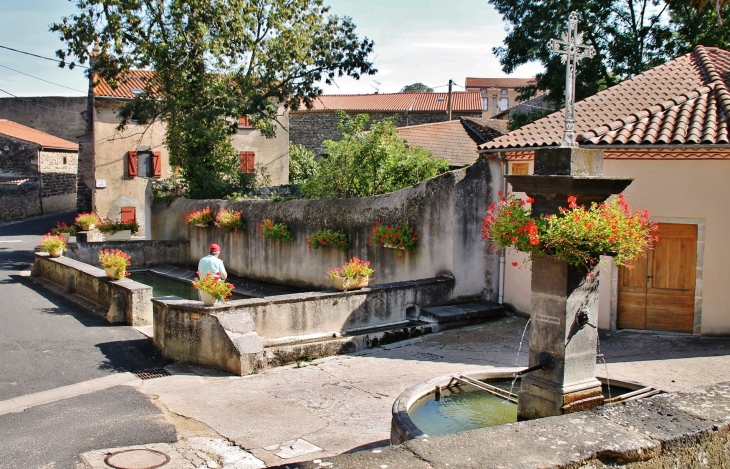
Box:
209, 243, 220, 252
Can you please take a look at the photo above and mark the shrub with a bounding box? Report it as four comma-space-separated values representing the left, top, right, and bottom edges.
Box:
482, 194, 658, 269
98, 249, 131, 279
152, 175, 189, 204
325, 257, 374, 280
306, 229, 349, 251
215, 208, 245, 233
193, 272, 235, 302
256, 218, 293, 243
289, 143, 317, 184
51, 222, 76, 235
40, 234, 66, 253
75, 213, 101, 230
369, 220, 421, 255
98, 218, 140, 234
185, 206, 214, 228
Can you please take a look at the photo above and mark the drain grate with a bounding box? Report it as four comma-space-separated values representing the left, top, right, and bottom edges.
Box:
134, 368, 171, 380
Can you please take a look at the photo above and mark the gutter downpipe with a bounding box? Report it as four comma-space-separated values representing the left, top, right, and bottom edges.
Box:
497, 151, 506, 305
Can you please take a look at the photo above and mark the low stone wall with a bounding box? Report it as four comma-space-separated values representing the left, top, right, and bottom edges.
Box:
0, 182, 41, 222
152, 276, 454, 375
32, 253, 153, 326
152, 158, 501, 303
66, 240, 190, 269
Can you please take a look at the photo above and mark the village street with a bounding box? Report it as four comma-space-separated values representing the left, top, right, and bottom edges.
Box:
1, 214, 730, 468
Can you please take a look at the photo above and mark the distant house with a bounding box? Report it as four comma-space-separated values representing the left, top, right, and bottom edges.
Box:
480, 45, 730, 336
79, 69, 290, 238
465, 77, 537, 117
396, 117, 506, 169
289, 92, 483, 156
0, 119, 78, 222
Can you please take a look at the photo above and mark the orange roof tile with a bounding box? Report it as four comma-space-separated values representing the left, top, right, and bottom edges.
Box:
297, 92, 482, 113
0, 120, 77, 150
396, 117, 504, 167
465, 77, 536, 89
481, 46, 730, 151
93, 70, 156, 98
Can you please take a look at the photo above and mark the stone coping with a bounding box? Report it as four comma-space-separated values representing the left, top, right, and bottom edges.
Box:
286, 381, 730, 469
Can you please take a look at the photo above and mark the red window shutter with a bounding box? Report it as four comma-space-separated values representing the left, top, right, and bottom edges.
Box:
239, 151, 255, 173
127, 151, 138, 178
120, 206, 136, 223
246, 151, 255, 173
238, 116, 251, 127
152, 151, 162, 178
239, 151, 247, 172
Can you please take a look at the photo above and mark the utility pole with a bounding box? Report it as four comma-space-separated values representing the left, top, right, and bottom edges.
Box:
447, 79, 453, 120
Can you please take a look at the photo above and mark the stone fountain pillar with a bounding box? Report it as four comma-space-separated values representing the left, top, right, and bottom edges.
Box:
507, 147, 633, 420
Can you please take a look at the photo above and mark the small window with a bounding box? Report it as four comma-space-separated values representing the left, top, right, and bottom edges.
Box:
482, 97, 489, 111
121, 206, 136, 223
62, 156, 67, 165
239, 151, 255, 173
499, 98, 509, 111
481, 89, 487, 95
238, 116, 252, 128
501, 89, 508, 95
511, 162, 530, 175
137, 152, 153, 177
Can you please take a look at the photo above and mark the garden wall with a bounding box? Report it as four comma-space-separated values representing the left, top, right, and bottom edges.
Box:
151, 158, 501, 302
66, 240, 190, 269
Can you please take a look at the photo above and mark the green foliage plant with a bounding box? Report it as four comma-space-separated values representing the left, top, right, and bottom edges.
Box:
256, 218, 294, 243
289, 143, 318, 184
302, 112, 448, 199
53, 0, 376, 199
400, 82, 434, 92
369, 221, 421, 256
152, 175, 189, 204
214, 208, 245, 233
51, 222, 76, 236
98, 249, 131, 280
75, 213, 101, 230
185, 207, 214, 228
306, 229, 349, 250
40, 234, 67, 254
481, 193, 658, 269
325, 257, 374, 280
98, 219, 140, 235
193, 272, 235, 302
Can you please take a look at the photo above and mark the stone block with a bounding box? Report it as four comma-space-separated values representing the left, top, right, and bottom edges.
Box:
533, 147, 604, 176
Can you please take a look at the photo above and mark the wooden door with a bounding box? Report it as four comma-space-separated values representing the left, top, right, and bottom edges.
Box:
617, 223, 697, 333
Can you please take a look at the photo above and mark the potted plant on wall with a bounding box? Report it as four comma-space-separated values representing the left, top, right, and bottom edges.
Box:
214, 208, 245, 233
306, 229, 349, 251
326, 257, 374, 291
98, 249, 131, 280
98, 218, 140, 241
369, 220, 421, 258
192, 272, 236, 306
50, 222, 76, 242
75, 213, 101, 231
256, 218, 294, 242
185, 206, 214, 229
40, 234, 67, 258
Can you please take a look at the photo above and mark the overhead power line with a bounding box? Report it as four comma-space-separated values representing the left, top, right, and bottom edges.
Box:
0, 45, 89, 69
0, 88, 84, 114
0, 63, 86, 93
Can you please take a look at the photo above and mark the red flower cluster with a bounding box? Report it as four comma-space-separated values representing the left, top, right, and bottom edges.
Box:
192, 271, 235, 302
325, 257, 375, 280
185, 206, 213, 228
369, 220, 421, 254
306, 229, 349, 251
256, 218, 293, 243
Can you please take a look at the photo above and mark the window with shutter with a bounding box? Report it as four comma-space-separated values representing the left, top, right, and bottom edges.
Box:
121, 206, 136, 223
239, 151, 255, 173
152, 151, 162, 178
127, 151, 138, 178
238, 116, 252, 128
511, 163, 530, 175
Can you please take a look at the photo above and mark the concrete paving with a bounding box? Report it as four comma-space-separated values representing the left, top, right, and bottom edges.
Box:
134, 316, 730, 467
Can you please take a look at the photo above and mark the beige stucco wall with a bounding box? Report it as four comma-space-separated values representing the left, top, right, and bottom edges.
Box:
231, 106, 289, 186
503, 157, 730, 336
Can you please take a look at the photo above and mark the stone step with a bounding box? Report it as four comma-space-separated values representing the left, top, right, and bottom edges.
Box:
420, 301, 505, 324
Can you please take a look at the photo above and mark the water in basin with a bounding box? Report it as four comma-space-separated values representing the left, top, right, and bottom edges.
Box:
129, 271, 200, 300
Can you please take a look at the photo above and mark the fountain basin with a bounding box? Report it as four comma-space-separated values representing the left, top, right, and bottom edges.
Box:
391, 368, 662, 445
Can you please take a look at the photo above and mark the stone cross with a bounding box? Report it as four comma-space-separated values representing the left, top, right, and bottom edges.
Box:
549, 11, 596, 147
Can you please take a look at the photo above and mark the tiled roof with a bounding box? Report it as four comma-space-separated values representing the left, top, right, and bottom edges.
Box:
396, 117, 504, 167
296, 92, 482, 112
0, 120, 77, 150
465, 77, 536, 89
481, 46, 730, 151
0, 176, 31, 185
93, 70, 156, 98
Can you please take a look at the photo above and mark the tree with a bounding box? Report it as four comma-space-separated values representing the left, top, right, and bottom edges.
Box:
400, 83, 434, 93
302, 111, 448, 199
691, 0, 730, 23
52, 0, 375, 199
289, 143, 317, 184
670, 0, 730, 51
489, 0, 674, 106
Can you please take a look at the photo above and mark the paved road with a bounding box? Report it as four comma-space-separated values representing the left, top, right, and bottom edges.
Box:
0, 212, 176, 468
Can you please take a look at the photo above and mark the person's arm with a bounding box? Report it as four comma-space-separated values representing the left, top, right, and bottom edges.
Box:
218, 259, 228, 280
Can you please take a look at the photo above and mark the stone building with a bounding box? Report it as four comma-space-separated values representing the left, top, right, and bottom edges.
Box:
465, 77, 537, 117
481, 45, 730, 336
289, 92, 482, 156
80, 70, 290, 238
0, 119, 78, 222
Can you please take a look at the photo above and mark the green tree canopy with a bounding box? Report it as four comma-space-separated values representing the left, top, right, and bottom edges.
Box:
302, 111, 448, 199
52, 0, 375, 199
400, 82, 434, 93
289, 143, 317, 184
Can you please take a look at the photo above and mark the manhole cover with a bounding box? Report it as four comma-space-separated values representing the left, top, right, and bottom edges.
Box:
104, 448, 170, 469
134, 368, 171, 380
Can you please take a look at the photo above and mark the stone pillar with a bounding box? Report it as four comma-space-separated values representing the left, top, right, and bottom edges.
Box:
517, 256, 604, 419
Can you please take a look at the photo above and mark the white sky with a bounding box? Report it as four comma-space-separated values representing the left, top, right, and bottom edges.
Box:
0, 0, 542, 97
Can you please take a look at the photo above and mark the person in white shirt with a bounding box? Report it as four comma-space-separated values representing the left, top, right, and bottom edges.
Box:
197, 243, 227, 294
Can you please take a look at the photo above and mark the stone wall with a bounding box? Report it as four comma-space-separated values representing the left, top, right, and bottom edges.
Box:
40, 149, 78, 213
290, 111, 482, 155
0, 97, 87, 142
0, 134, 38, 177
152, 157, 502, 302
66, 240, 190, 268
0, 182, 41, 222
76, 134, 93, 212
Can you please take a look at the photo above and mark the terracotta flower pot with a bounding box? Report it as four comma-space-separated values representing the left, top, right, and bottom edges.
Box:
200, 290, 216, 306
48, 249, 63, 258
59, 232, 71, 242
333, 276, 369, 291
104, 266, 125, 280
